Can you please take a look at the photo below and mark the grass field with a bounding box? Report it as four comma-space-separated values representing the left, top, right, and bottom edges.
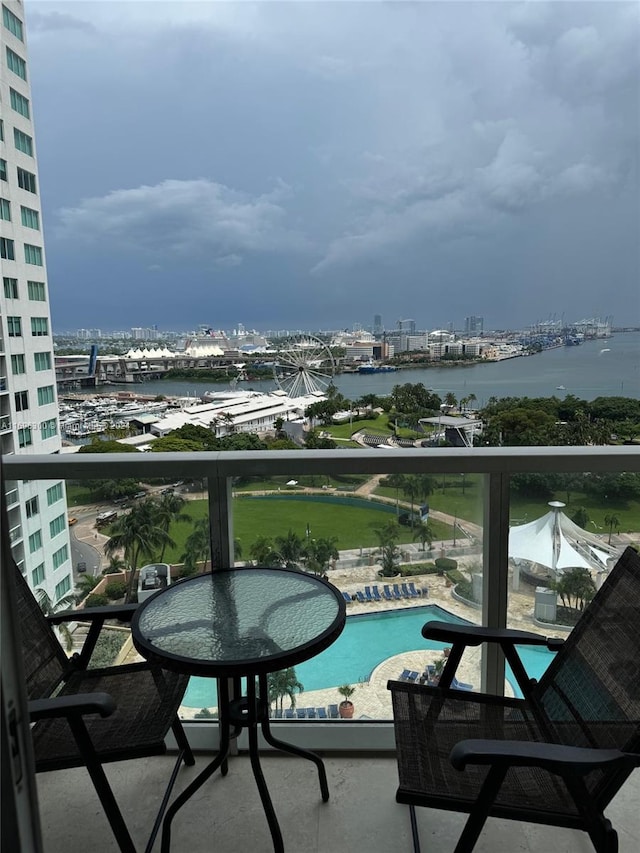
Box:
376, 474, 640, 534
159, 495, 453, 564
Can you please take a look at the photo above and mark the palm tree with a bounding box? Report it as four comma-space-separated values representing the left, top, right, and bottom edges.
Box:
249, 536, 283, 567
444, 392, 457, 410
275, 529, 305, 568
75, 573, 99, 603
374, 520, 401, 577
36, 588, 77, 652
385, 473, 407, 518
604, 513, 620, 545
413, 521, 435, 552
467, 393, 477, 410
181, 517, 211, 573
267, 667, 304, 711
104, 500, 175, 602
302, 536, 339, 575
103, 554, 127, 575
153, 493, 191, 561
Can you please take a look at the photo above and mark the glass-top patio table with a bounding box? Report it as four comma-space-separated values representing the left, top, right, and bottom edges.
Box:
131, 566, 346, 853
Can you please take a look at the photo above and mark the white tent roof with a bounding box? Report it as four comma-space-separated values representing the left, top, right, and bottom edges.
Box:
509, 503, 618, 574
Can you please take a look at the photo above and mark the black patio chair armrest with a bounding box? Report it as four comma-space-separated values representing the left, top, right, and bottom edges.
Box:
451, 739, 637, 776
421, 621, 561, 651
29, 693, 116, 721
48, 604, 137, 626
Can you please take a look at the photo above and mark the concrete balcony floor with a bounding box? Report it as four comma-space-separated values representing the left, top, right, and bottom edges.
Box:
37, 753, 640, 853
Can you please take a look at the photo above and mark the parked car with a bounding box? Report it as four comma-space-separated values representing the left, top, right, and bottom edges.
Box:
67, 516, 78, 526
76, 561, 87, 573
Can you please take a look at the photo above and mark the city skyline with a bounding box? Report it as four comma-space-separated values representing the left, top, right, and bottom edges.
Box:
26, 1, 640, 330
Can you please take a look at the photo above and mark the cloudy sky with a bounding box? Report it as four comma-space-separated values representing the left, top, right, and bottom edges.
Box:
26, 1, 640, 333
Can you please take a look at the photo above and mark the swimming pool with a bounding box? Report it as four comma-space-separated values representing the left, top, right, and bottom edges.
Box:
181, 604, 556, 708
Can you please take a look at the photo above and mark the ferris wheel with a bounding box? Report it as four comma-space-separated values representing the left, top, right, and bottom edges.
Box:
273, 334, 336, 398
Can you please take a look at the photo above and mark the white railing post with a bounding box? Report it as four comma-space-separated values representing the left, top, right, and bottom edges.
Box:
481, 471, 511, 694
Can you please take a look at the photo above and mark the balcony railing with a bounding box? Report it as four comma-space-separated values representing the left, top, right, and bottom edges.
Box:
4, 446, 639, 749
9, 523, 23, 544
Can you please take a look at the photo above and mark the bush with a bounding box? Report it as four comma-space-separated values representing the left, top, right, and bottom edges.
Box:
84, 593, 108, 608
89, 632, 126, 667
104, 581, 127, 601
444, 569, 466, 585
435, 557, 458, 572
399, 562, 438, 576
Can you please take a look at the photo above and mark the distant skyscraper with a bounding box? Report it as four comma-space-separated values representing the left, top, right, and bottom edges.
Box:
464, 315, 484, 335
373, 314, 382, 335
1, 1, 72, 602
397, 318, 416, 335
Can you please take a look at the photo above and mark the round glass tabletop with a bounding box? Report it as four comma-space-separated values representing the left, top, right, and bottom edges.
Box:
131, 567, 346, 677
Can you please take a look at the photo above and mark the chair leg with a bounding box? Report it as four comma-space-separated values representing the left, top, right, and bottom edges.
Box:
68, 717, 136, 853
453, 766, 507, 853
171, 717, 195, 766
409, 805, 422, 853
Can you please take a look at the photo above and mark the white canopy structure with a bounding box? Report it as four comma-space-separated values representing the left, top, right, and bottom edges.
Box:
509, 501, 618, 576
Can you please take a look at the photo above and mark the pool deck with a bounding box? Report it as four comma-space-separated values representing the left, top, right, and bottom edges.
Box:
175, 558, 552, 719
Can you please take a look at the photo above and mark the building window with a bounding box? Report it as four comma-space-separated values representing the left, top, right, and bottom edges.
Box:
31, 563, 45, 587
2, 5, 24, 41
52, 546, 69, 572
18, 426, 32, 447
54, 575, 71, 599
24, 243, 43, 265
7, 315, 22, 337
0, 197, 11, 220
37, 385, 55, 405
1, 237, 15, 260
27, 280, 46, 300
14, 390, 28, 411
25, 496, 39, 518
3, 276, 18, 298
6, 47, 26, 80
34, 351, 51, 371
28, 529, 42, 554
40, 418, 57, 440
17, 167, 36, 193
9, 87, 29, 118
10, 353, 25, 374
0, 118, 3, 141
20, 206, 39, 230
46, 482, 64, 506
0, 158, 7, 181
13, 127, 33, 156
30, 317, 48, 336
49, 514, 66, 538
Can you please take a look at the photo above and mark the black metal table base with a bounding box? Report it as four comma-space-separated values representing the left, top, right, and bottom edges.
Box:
160, 674, 329, 853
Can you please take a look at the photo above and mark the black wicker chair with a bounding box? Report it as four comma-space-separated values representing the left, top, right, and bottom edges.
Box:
13, 560, 195, 853
388, 546, 640, 853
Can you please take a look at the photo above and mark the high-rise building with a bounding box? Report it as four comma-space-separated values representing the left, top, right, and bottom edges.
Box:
373, 314, 382, 336
464, 315, 484, 335
1, 1, 72, 602
397, 318, 416, 335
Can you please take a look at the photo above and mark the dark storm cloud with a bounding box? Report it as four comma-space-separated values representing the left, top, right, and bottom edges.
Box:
28, 1, 639, 331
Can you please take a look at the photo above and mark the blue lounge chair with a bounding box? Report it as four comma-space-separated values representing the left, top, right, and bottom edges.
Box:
401, 582, 417, 598
408, 581, 422, 597
273, 708, 283, 719
355, 590, 367, 603
284, 708, 295, 719
452, 677, 473, 691
400, 669, 412, 681
296, 708, 307, 719
364, 586, 374, 601
342, 591, 352, 603
306, 707, 317, 718
393, 583, 404, 599
383, 585, 394, 601
408, 671, 419, 682
371, 585, 382, 601
328, 704, 339, 718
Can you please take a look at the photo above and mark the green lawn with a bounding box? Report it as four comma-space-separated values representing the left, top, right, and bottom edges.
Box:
375, 473, 640, 534
324, 415, 393, 439
66, 483, 98, 507
159, 496, 453, 563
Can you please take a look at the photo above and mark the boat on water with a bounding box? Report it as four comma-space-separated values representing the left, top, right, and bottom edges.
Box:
556, 385, 566, 391
357, 362, 398, 374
